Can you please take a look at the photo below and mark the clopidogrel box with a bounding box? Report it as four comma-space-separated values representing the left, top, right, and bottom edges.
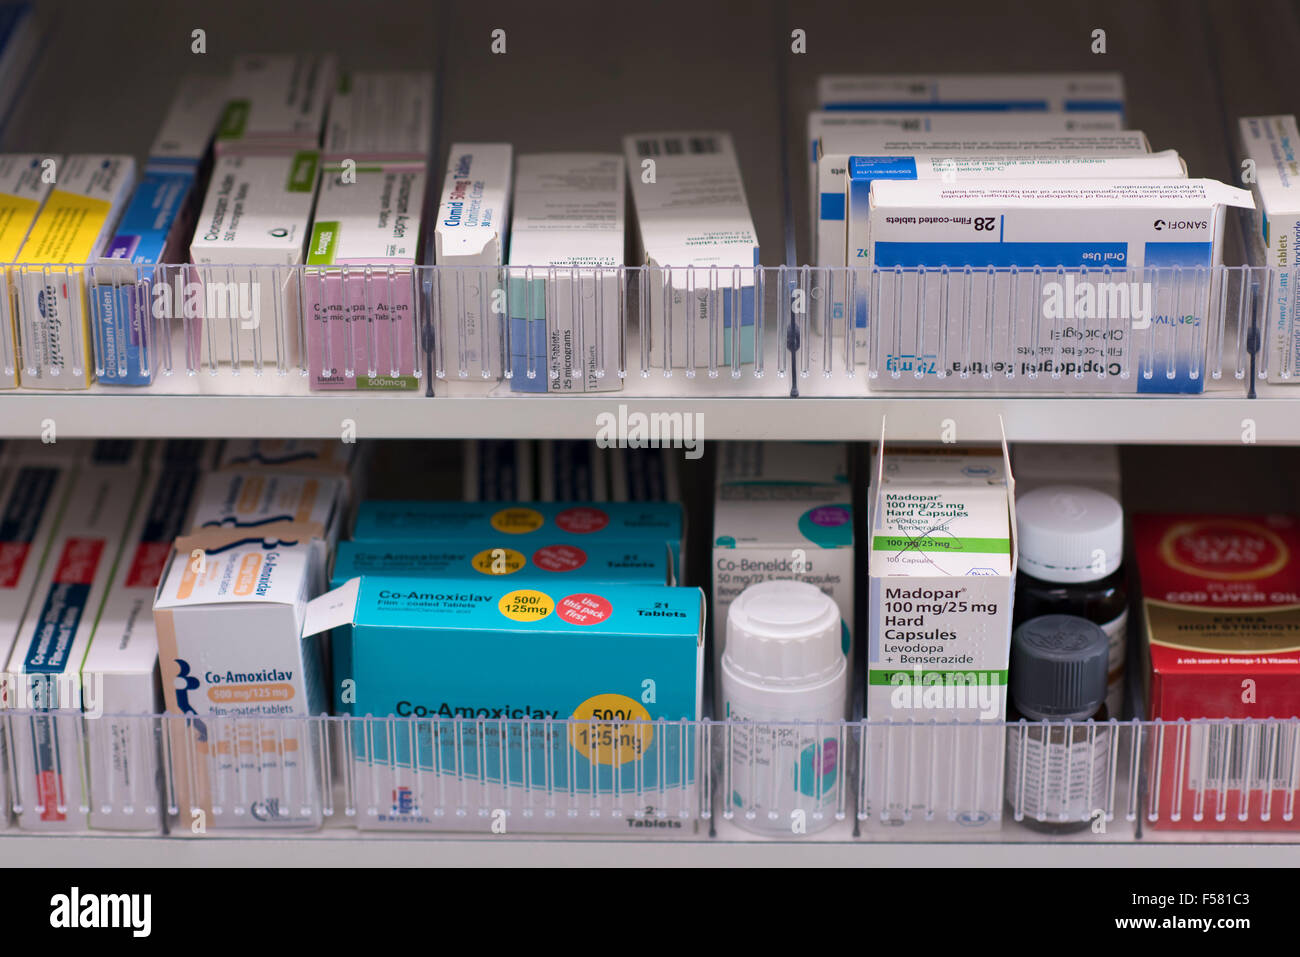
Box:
304, 162, 426, 390
860, 178, 1254, 392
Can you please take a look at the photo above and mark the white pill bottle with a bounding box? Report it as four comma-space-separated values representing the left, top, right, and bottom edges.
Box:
721, 579, 846, 835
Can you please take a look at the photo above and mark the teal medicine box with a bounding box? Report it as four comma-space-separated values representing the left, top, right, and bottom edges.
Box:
303, 576, 705, 831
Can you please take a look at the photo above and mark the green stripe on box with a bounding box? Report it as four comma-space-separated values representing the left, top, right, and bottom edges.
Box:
217, 100, 250, 139
358, 375, 419, 391
869, 670, 1008, 685
872, 535, 1010, 554
287, 151, 320, 192
306, 221, 340, 265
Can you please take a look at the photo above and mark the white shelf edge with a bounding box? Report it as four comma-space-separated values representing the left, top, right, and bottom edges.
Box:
4, 833, 1300, 867
1, 394, 1297, 443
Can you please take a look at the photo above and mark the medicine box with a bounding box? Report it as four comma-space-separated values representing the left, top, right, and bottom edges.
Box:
303, 576, 704, 832
81, 464, 202, 830
0, 454, 71, 831
153, 528, 328, 830
865, 436, 1017, 830
15, 154, 136, 389
1135, 513, 1300, 831
623, 131, 759, 369
189, 151, 321, 370
462, 439, 534, 501
323, 70, 434, 164
1238, 116, 1300, 382
216, 54, 336, 155
0, 154, 55, 389
148, 73, 228, 168
713, 441, 854, 708
304, 161, 426, 390
352, 499, 684, 578
186, 468, 345, 592
507, 153, 625, 393
860, 178, 1254, 392
92, 77, 226, 387
817, 73, 1126, 113
815, 132, 1154, 336
5, 460, 142, 831
328, 538, 676, 714
808, 113, 1129, 261
434, 143, 512, 380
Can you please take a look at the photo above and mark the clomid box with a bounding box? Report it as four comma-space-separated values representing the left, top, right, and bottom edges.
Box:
216, 53, 336, 156
352, 499, 684, 578
623, 131, 759, 370
189, 151, 322, 370
304, 161, 426, 390
860, 178, 1255, 393
507, 154, 625, 393
0, 154, 57, 389
865, 437, 1017, 830
153, 527, 328, 830
81, 464, 202, 830
1238, 115, 1300, 382
92, 76, 226, 387
1135, 513, 1300, 831
434, 143, 513, 380
4, 460, 141, 831
16, 154, 136, 389
323, 70, 434, 164
713, 441, 853, 706
302, 576, 704, 831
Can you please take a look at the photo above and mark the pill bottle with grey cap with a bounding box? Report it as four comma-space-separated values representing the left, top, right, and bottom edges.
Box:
1014, 484, 1127, 718
1005, 613, 1111, 834
722, 579, 845, 835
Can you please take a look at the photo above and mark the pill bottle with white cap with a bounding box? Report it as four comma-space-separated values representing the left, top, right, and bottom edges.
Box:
1014, 484, 1127, 717
721, 579, 845, 835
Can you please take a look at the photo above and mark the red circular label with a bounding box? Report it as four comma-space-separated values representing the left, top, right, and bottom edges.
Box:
554, 507, 610, 534
1163, 519, 1289, 581
532, 544, 588, 573
556, 593, 612, 626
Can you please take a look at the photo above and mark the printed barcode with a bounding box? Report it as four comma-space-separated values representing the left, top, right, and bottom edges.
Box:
636, 137, 719, 157
1188, 724, 1300, 792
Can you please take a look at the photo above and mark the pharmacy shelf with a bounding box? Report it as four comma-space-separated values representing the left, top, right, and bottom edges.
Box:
4, 833, 1300, 867
2, 392, 1298, 443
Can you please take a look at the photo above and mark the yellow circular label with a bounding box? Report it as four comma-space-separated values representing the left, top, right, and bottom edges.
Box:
498, 589, 554, 622
471, 547, 526, 576
490, 507, 544, 535
569, 693, 654, 766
